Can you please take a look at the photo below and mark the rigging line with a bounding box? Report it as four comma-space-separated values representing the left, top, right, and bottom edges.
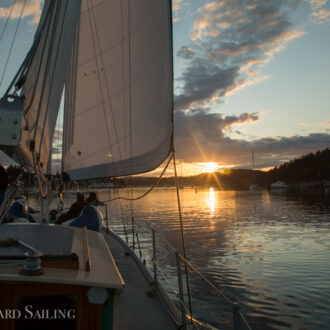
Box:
32, 0, 62, 142
89, 2, 123, 162
37, 1, 68, 156
173, 151, 193, 319
86, 0, 114, 160
127, 0, 135, 247
22, 1, 55, 118
54, 107, 60, 174
120, 0, 127, 154
32, 151, 47, 198
0, 0, 27, 89
4, 1, 55, 98
0, 0, 17, 41
59, 98, 63, 174
128, 0, 133, 173
101, 152, 173, 203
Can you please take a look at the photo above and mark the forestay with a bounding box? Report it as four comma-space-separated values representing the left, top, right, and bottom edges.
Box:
62, 0, 173, 180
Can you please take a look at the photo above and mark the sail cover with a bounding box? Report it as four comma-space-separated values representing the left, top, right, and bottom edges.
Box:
62, 0, 173, 180
1, 0, 82, 173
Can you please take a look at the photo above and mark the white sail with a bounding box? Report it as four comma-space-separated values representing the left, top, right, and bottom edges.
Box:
0, 0, 82, 173
62, 0, 173, 180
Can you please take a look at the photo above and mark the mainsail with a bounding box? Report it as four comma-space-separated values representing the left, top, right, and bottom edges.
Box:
0, 0, 82, 173
62, 0, 174, 180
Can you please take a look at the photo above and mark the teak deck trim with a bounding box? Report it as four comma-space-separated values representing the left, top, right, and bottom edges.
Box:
83, 226, 91, 272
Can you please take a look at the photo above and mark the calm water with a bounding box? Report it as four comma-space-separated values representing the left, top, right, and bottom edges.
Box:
41, 187, 330, 329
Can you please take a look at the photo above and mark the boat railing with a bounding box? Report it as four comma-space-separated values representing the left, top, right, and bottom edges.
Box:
102, 204, 252, 330
159, 236, 252, 330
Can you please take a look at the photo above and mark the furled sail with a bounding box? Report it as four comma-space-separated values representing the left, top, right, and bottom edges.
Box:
0, 0, 82, 173
62, 0, 173, 180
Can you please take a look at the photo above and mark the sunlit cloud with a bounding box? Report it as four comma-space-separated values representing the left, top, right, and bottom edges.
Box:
299, 122, 312, 126
308, 0, 327, 10
225, 75, 271, 96
172, 0, 190, 23
311, 8, 330, 23
177, 46, 195, 60
174, 109, 330, 169
175, 0, 305, 111
0, 0, 43, 25
320, 120, 330, 128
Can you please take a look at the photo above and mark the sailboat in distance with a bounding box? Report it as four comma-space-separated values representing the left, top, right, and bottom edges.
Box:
249, 146, 259, 191
0, 0, 181, 328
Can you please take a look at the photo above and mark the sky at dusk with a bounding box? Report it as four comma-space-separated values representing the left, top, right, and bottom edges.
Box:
0, 0, 329, 175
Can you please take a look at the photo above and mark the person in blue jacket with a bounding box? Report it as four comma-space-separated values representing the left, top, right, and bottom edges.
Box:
69, 205, 103, 232
4, 198, 36, 223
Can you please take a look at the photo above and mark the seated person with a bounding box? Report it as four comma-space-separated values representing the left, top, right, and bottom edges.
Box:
86, 192, 101, 206
56, 192, 86, 225
4, 198, 36, 223
68, 205, 104, 232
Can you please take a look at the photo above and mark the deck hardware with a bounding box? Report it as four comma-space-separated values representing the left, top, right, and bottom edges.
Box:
145, 288, 156, 297
17, 239, 43, 255
233, 302, 242, 330
20, 251, 44, 276
83, 226, 92, 271
87, 287, 108, 304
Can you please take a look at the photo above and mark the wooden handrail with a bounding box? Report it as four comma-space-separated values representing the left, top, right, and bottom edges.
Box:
83, 226, 91, 272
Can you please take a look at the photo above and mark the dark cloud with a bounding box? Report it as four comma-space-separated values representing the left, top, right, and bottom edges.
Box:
177, 46, 196, 60
175, 61, 240, 110
174, 0, 304, 110
174, 110, 330, 168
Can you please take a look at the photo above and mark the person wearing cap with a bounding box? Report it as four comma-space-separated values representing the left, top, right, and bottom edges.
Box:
56, 192, 86, 225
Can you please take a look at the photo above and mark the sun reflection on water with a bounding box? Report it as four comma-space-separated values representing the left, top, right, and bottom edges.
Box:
208, 187, 215, 216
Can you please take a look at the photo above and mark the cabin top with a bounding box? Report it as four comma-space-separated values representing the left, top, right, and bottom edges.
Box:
0, 224, 125, 290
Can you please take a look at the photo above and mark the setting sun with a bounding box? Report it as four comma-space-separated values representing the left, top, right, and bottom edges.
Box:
199, 162, 219, 173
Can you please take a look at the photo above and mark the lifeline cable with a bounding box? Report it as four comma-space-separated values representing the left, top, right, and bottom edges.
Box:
161, 237, 252, 330
173, 151, 193, 320
101, 152, 173, 203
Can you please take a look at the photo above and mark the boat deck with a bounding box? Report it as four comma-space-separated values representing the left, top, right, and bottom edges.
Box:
104, 231, 179, 330
0, 224, 124, 290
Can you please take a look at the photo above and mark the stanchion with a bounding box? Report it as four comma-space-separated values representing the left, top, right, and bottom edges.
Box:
104, 204, 109, 233
233, 302, 242, 330
152, 228, 157, 282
